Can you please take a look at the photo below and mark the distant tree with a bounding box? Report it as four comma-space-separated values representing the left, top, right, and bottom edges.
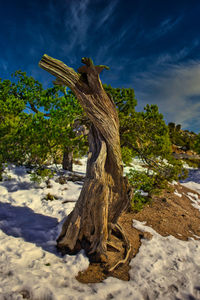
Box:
176, 124, 181, 131
168, 122, 198, 151
194, 133, 200, 154
168, 122, 175, 131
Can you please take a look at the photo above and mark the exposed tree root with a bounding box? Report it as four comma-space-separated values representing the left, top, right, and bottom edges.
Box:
107, 242, 121, 252
107, 223, 131, 272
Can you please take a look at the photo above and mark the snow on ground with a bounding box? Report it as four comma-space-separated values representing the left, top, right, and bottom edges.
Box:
0, 158, 200, 299
124, 157, 146, 174
131, 220, 200, 300
180, 168, 200, 194
180, 168, 200, 212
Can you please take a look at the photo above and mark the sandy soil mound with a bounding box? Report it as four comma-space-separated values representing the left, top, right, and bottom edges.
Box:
76, 183, 200, 283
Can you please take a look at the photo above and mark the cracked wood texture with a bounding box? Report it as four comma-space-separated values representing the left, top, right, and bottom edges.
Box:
39, 55, 129, 264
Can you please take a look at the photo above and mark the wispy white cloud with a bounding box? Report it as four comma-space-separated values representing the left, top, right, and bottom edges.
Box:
134, 60, 200, 132
0, 58, 9, 75
155, 39, 200, 65
145, 16, 182, 42
64, 0, 90, 52
60, 0, 121, 66
159, 17, 182, 35
96, 0, 118, 30
1, 60, 8, 72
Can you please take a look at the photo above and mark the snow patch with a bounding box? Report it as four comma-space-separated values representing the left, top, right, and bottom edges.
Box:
174, 189, 182, 197
0, 160, 200, 299
132, 220, 200, 300
186, 192, 200, 212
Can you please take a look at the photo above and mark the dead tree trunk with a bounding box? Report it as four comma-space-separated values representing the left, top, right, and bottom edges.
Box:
39, 55, 130, 270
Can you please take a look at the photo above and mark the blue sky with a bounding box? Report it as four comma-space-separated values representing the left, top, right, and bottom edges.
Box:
1, 0, 200, 132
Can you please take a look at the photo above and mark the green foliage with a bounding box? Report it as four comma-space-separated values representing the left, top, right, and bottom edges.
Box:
129, 104, 172, 160
168, 122, 197, 151
176, 124, 181, 131
103, 84, 137, 163
121, 147, 133, 166
194, 133, 200, 154
43, 193, 56, 201
127, 170, 153, 212
0, 71, 88, 169
30, 168, 55, 184
128, 169, 155, 193
127, 156, 188, 212
104, 84, 137, 118
131, 193, 150, 212
0, 155, 3, 181
168, 122, 175, 131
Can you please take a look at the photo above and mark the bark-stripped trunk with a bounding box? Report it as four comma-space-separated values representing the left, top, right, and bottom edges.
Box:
39, 55, 130, 269
62, 147, 73, 171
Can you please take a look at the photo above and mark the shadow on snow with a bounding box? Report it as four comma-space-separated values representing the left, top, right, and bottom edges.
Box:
180, 168, 200, 184
0, 201, 61, 256
1, 179, 37, 192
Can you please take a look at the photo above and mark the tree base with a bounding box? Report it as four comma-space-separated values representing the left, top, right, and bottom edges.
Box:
75, 211, 142, 283
57, 215, 132, 273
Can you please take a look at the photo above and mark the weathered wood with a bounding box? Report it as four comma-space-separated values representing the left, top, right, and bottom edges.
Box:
39, 55, 130, 268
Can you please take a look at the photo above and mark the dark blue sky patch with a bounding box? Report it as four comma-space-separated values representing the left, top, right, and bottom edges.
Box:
0, 0, 200, 132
